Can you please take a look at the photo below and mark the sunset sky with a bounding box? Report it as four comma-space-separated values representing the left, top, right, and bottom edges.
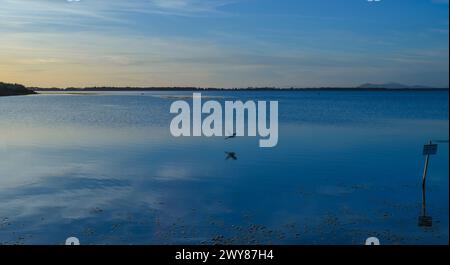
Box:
0, 0, 448, 88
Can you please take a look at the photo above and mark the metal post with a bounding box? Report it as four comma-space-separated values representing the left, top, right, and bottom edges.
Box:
419, 140, 434, 227
418, 139, 449, 227
421, 178, 426, 217
421, 140, 432, 189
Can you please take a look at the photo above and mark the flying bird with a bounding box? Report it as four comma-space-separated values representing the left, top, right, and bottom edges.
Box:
225, 132, 236, 139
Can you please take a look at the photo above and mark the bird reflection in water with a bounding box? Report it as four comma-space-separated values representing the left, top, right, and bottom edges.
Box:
225, 152, 237, 160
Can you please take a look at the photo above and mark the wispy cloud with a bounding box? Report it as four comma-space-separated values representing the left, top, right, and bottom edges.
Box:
149, 0, 235, 13
0, 0, 448, 88
0, 0, 236, 28
1, 29, 447, 88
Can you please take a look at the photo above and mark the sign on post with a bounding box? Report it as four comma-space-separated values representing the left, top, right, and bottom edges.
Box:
423, 144, 438, 156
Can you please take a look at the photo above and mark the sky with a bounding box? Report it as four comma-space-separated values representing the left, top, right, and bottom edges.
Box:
0, 0, 448, 88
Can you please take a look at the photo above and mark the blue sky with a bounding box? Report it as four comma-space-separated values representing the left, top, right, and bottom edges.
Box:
0, 0, 448, 88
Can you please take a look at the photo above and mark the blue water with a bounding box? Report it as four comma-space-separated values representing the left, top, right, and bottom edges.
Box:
0, 91, 448, 245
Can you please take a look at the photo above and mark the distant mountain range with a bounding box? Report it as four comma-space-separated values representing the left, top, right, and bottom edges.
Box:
358, 83, 435, 89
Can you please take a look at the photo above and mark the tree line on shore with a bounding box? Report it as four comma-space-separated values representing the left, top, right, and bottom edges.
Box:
1, 81, 448, 96
0, 82, 36, 96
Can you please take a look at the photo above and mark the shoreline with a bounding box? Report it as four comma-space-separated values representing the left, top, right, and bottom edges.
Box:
32, 88, 449, 93
2, 81, 449, 94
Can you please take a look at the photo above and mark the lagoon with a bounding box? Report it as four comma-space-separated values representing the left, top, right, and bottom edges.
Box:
0, 90, 448, 245
169, 93, 279, 147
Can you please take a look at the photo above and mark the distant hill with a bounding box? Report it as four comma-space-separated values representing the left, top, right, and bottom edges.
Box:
358, 83, 434, 89
0, 82, 36, 96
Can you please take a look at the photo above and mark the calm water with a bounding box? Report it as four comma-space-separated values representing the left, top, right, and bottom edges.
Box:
0, 91, 448, 245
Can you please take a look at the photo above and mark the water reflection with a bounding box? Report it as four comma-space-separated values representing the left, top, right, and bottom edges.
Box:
0, 91, 448, 245
419, 181, 432, 228
225, 152, 237, 160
